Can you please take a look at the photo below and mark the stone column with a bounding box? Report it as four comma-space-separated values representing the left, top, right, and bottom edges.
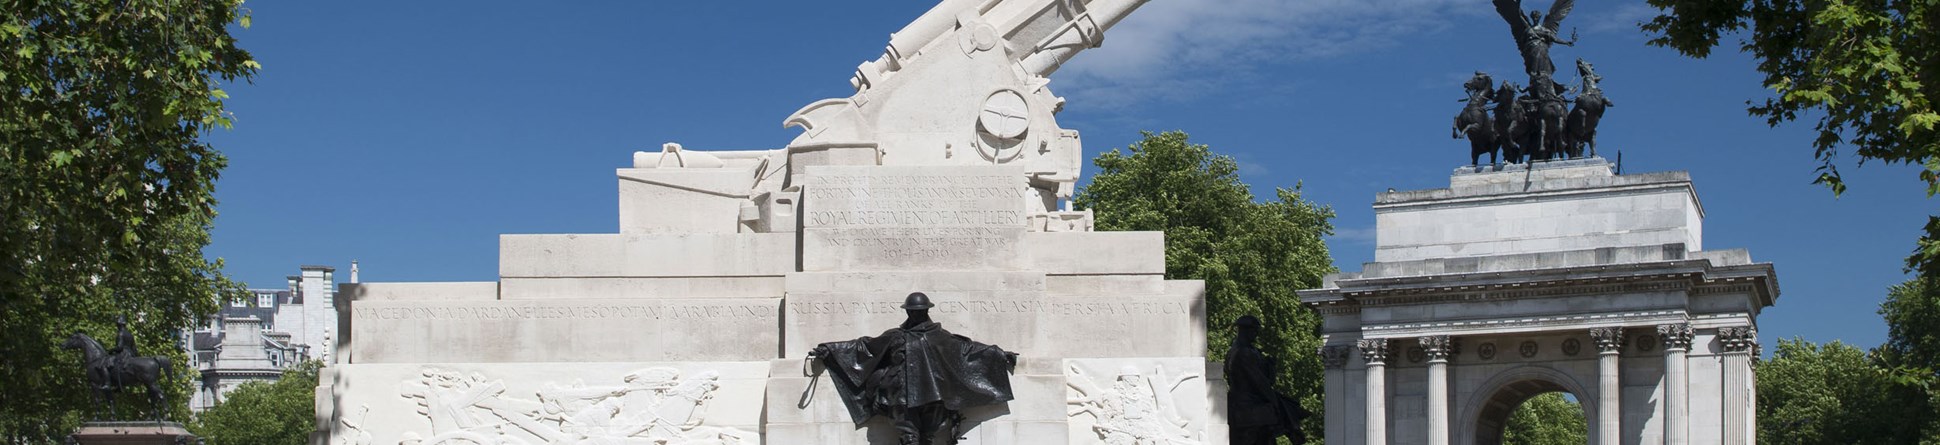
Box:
1321, 345, 1352, 445
1420, 335, 1455, 445
1719, 326, 1758, 445
1590, 327, 1625, 445
1659, 323, 1695, 445
1359, 338, 1392, 445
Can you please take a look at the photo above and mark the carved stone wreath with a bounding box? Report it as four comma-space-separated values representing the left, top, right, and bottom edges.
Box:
1639, 335, 1657, 352
1519, 341, 1538, 358
1406, 346, 1426, 363
1478, 342, 1497, 360
1562, 338, 1582, 356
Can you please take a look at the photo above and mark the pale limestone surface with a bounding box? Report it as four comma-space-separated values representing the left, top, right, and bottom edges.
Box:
313, 0, 1216, 443
1302, 159, 1775, 445
325, 362, 767, 445
1375, 159, 1703, 263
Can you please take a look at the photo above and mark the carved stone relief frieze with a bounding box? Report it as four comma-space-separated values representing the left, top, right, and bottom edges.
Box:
1065, 362, 1206, 445
1518, 341, 1539, 358
1562, 338, 1582, 356
396, 367, 754, 445
337, 404, 373, 445
1478, 343, 1497, 360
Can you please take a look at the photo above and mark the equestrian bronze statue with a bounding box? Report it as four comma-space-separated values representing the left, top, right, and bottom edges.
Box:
1457, 0, 1613, 165
62, 317, 176, 421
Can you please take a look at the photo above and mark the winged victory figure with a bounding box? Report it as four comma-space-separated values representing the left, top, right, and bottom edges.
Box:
1493, 0, 1576, 79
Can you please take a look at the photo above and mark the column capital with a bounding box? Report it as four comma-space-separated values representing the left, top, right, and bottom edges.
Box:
1657, 323, 1695, 351
1589, 326, 1625, 353
1358, 338, 1391, 365
1320, 345, 1352, 369
1719, 326, 1758, 353
1419, 335, 1457, 362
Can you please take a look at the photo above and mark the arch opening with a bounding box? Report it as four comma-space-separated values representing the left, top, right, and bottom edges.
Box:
1473, 380, 1589, 445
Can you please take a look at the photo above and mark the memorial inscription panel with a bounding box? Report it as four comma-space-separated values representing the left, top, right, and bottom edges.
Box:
802, 166, 1028, 271
351, 298, 780, 363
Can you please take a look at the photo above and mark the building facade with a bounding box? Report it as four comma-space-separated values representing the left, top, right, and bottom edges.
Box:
186, 264, 343, 411
1300, 159, 1774, 445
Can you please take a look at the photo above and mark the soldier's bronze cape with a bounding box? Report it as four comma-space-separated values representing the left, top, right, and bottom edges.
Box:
815, 321, 1016, 426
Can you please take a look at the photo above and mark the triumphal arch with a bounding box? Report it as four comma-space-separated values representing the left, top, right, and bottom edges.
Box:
1300, 159, 1777, 445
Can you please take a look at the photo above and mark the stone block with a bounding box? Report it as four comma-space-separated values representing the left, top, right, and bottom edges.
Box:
331, 362, 766, 444
350, 298, 779, 363
1032, 292, 1206, 359
766, 367, 1057, 443
617, 168, 756, 234
71, 422, 196, 445
498, 276, 784, 300
783, 272, 1203, 359
799, 165, 1030, 271
768, 357, 1223, 444
1045, 275, 1166, 296
1022, 231, 1167, 275
1063, 357, 1217, 444
1374, 168, 1704, 262
783, 287, 1046, 358
340, 282, 497, 301
498, 233, 793, 278
786, 270, 1046, 293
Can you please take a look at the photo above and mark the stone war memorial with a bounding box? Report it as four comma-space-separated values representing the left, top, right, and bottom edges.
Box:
1298, 1, 1778, 444
311, 0, 1228, 444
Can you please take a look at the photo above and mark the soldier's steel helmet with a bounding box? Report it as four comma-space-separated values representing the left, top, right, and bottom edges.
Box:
902, 292, 935, 310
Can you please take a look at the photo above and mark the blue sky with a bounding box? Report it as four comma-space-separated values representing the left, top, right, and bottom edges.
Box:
206, 0, 1931, 351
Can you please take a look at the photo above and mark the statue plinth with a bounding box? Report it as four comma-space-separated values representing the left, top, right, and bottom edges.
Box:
70, 421, 196, 445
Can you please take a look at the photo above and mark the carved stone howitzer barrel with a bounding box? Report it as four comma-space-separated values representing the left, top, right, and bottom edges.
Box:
786, 0, 1152, 211
852, 0, 1151, 89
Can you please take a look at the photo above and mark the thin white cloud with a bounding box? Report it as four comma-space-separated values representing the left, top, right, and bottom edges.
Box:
1583, 3, 1659, 35
1230, 152, 1270, 177
1056, 0, 1492, 108
1329, 225, 1379, 244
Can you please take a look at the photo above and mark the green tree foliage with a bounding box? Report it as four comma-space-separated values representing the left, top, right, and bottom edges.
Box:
1642, 6, 1940, 438
1881, 278, 1940, 375
1638, 1, 1940, 272
1501, 392, 1587, 445
190, 360, 320, 445
1753, 339, 1930, 445
1878, 279, 1940, 443
1073, 131, 1337, 442
0, 0, 255, 439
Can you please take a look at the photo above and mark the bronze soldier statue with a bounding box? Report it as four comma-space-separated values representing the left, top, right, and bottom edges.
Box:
104, 316, 139, 389
811, 292, 1018, 445
1227, 315, 1310, 445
